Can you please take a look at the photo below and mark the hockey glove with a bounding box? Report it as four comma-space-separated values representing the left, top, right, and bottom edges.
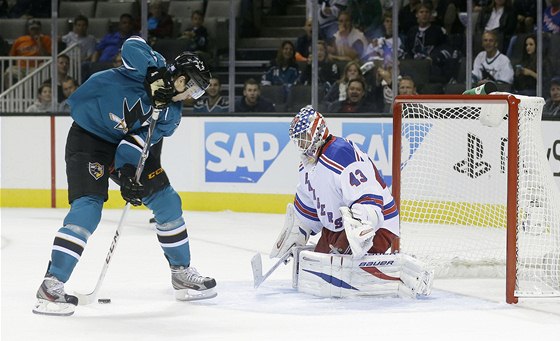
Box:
144, 67, 174, 109
340, 206, 375, 259
118, 164, 144, 206
270, 203, 312, 258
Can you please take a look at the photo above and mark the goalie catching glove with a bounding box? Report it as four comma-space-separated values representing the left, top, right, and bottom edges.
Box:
270, 203, 313, 258
144, 67, 174, 109
118, 164, 144, 206
340, 204, 380, 259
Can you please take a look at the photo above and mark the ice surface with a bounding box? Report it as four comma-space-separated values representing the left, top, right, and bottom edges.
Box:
2, 208, 559, 340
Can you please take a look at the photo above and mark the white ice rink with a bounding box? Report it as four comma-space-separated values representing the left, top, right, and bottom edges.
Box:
2, 208, 560, 340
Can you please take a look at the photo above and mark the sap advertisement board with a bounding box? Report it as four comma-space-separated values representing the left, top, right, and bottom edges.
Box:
158, 117, 396, 194
1, 116, 558, 197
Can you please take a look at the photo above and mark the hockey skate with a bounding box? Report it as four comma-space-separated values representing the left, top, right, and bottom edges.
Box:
171, 266, 217, 301
32, 274, 78, 316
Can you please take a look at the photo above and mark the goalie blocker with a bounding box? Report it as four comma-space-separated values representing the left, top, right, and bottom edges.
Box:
292, 247, 434, 299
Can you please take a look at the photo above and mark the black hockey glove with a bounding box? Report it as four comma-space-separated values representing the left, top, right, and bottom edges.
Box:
144, 67, 174, 109
118, 164, 144, 206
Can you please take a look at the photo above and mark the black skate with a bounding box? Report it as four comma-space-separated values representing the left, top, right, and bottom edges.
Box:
32, 274, 78, 316
171, 266, 217, 301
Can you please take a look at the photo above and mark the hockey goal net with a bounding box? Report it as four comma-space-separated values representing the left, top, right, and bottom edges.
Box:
392, 93, 560, 303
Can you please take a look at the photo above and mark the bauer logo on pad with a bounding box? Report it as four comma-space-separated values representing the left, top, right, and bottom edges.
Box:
204, 122, 291, 183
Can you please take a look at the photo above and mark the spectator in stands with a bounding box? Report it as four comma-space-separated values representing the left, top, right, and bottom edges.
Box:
235, 78, 275, 113
193, 77, 229, 113
306, 0, 348, 39
398, 0, 421, 36
347, 0, 383, 40
5, 18, 51, 87
299, 40, 340, 93
399, 75, 418, 95
147, 0, 173, 44
179, 10, 208, 53
59, 78, 78, 112
262, 40, 300, 107
295, 19, 313, 62
61, 15, 97, 62
362, 12, 404, 68
512, 34, 543, 96
47, 54, 72, 103
472, 30, 514, 86
324, 60, 363, 106
327, 11, 368, 62
543, 77, 560, 119
92, 13, 136, 63
543, 0, 560, 34
513, 0, 546, 34
404, 3, 458, 84
327, 78, 372, 113
26, 83, 51, 112
475, 0, 516, 53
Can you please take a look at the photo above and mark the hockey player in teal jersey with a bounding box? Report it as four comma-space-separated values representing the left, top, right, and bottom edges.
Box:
33, 36, 216, 316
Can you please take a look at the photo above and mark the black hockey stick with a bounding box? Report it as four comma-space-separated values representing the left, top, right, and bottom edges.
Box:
75, 109, 161, 305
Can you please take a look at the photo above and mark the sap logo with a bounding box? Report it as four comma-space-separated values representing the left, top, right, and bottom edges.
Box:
343, 123, 393, 187
358, 260, 395, 267
205, 122, 290, 183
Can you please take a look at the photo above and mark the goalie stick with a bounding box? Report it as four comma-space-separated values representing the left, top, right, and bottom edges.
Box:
251, 247, 294, 289
75, 109, 161, 305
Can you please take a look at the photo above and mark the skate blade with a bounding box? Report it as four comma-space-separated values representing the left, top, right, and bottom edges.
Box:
174, 288, 217, 301
32, 299, 76, 316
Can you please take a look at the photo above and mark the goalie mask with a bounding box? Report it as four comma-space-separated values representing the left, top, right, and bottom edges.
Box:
289, 106, 329, 164
167, 52, 211, 100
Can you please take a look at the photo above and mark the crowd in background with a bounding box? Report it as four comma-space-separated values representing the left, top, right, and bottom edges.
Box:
0, 0, 559, 118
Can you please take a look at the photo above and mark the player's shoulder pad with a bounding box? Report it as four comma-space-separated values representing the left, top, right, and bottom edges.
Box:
318, 137, 361, 174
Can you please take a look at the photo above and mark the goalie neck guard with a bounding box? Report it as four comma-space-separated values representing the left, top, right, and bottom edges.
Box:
289, 106, 329, 164
167, 52, 211, 100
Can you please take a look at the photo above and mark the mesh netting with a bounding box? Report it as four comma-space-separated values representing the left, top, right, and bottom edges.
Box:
396, 95, 560, 297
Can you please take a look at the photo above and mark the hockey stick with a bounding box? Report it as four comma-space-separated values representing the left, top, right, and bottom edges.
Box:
251, 247, 294, 289
75, 109, 161, 305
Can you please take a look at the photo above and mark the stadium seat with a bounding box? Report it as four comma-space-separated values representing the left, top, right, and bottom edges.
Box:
260, 85, 286, 111
205, 0, 241, 18
399, 59, 431, 90
95, 1, 138, 19
38, 19, 72, 38
0, 19, 28, 42
60, 1, 96, 18
87, 18, 111, 40
168, 0, 204, 22
152, 38, 195, 60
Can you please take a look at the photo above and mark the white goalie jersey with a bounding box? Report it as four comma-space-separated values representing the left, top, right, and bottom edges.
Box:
293, 135, 399, 237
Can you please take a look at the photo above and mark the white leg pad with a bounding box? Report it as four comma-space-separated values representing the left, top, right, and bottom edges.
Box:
295, 251, 434, 298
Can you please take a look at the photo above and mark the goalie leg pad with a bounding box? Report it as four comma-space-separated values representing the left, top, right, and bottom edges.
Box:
296, 252, 434, 298
297, 251, 402, 298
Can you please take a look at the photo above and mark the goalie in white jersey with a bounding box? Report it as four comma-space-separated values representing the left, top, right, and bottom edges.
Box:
271, 106, 433, 298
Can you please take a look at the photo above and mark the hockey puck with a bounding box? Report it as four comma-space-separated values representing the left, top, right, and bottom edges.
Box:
98, 298, 111, 304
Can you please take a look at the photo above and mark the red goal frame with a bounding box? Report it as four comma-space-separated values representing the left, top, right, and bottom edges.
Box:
391, 94, 521, 304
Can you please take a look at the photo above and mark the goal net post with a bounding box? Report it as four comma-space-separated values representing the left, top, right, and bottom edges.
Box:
392, 93, 560, 304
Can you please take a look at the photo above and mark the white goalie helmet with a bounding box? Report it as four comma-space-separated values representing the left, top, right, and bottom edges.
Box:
289, 105, 329, 164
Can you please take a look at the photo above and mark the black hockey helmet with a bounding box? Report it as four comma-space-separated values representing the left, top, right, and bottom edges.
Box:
167, 52, 211, 100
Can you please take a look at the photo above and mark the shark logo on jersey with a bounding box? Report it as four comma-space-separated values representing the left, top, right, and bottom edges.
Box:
109, 98, 152, 134
88, 162, 104, 180
205, 122, 290, 183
